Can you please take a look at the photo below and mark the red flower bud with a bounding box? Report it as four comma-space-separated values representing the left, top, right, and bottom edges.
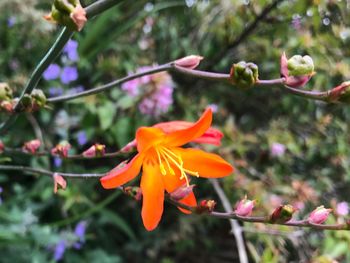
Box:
175, 55, 203, 69
308, 206, 332, 224
51, 141, 71, 158
53, 173, 67, 194
22, 139, 41, 154
270, 204, 297, 223
169, 184, 195, 201
82, 143, 106, 157
235, 196, 256, 216
196, 199, 216, 213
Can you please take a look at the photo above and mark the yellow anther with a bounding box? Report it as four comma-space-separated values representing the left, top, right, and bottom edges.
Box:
159, 163, 167, 175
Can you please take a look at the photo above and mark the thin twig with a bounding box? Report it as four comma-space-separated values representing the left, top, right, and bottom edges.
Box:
2, 147, 125, 160
0, 165, 105, 178
210, 179, 248, 263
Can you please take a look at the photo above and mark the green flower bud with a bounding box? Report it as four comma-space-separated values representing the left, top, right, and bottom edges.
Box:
230, 61, 259, 88
287, 55, 314, 76
0, 83, 13, 101
31, 89, 47, 108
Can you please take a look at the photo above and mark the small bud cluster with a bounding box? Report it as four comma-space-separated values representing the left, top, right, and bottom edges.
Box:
230, 61, 259, 88
44, 0, 87, 31
51, 141, 71, 158
0, 85, 47, 113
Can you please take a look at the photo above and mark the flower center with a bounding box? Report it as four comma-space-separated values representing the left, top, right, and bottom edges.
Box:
154, 146, 199, 186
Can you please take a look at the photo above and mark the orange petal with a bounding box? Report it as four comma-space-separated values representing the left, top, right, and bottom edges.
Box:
174, 147, 234, 178
164, 108, 212, 147
100, 154, 143, 189
136, 127, 165, 152
141, 162, 165, 231
154, 120, 223, 146
178, 191, 197, 214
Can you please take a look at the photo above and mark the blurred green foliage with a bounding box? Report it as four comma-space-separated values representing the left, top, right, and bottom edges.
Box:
1, 0, 350, 262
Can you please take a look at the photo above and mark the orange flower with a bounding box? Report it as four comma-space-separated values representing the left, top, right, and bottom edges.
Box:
100, 109, 234, 231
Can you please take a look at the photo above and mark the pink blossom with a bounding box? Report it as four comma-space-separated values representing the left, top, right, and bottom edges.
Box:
23, 139, 41, 154
270, 142, 286, 157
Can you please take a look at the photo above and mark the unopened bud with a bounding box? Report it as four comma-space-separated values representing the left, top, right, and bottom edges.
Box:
0, 100, 14, 113
23, 139, 41, 154
287, 55, 314, 76
270, 204, 297, 223
235, 196, 256, 216
0, 83, 13, 101
82, 143, 106, 157
280, 52, 314, 88
123, 186, 142, 201
308, 206, 332, 224
175, 55, 203, 69
230, 61, 259, 88
169, 184, 195, 201
44, 0, 87, 31
31, 89, 47, 108
51, 141, 71, 157
53, 173, 67, 194
328, 81, 350, 103
196, 199, 216, 213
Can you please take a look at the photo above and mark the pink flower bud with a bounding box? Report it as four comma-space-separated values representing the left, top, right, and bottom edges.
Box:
70, 4, 87, 31
169, 184, 195, 201
53, 173, 67, 194
235, 196, 256, 216
0, 100, 14, 113
22, 139, 41, 154
82, 143, 106, 157
51, 142, 71, 158
175, 55, 203, 69
0, 140, 4, 153
120, 140, 137, 153
308, 206, 332, 224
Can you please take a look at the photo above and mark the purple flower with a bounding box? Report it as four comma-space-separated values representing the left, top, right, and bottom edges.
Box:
60, 66, 78, 84
49, 87, 64, 97
139, 84, 173, 117
54, 157, 63, 168
53, 240, 66, 261
63, 40, 79, 62
43, 64, 61, 81
73, 221, 87, 250
336, 201, 349, 216
270, 143, 286, 157
77, 131, 88, 146
207, 104, 218, 113
121, 79, 140, 97
291, 14, 302, 30
7, 17, 16, 27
